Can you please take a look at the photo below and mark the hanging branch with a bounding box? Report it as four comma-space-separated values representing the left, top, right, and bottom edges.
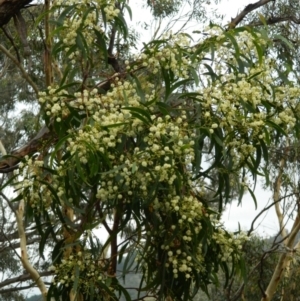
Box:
16, 200, 48, 300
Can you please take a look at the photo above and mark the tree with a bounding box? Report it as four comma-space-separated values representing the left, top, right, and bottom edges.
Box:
1, 0, 300, 301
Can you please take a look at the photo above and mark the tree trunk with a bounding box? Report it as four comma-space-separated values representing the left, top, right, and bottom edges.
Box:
0, 0, 33, 27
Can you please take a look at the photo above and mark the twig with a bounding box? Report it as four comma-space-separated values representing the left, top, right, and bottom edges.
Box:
1, 26, 21, 63
247, 192, 296, 236
0, 44, 39, 96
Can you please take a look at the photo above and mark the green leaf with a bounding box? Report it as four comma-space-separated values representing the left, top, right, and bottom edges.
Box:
189, 68, 199, 87
123, 107, 152, 123
252, 39, 264, 65
254, 144, 262, 170
122, 251, 136, 276
169, 79, 191, 96
273, 34, 295, 50
258, 13, 267, 26
260, 138, 269, 162
248, 70, 263, 80
94, 29, 108, 65
38, 223, 55, 259
161, 67, 171, 99
266, 120, 287, 136
224, 31, 240, 57
124, 3, 132, 20
213, 133, 223, 147
118, 285, 132, 301
203, 63, 218, 81
248, 186, 258, 209
57, 5, 76, 26
76, 30, 88, 59
156, 102, 171, 116
52, 239, 65, 262
130, 74, 145, 103
35, 5, 57, 26
72, 265, 80, 292
114, 14, 128, 39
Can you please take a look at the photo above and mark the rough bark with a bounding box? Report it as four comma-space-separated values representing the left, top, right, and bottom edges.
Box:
0, 0, 33, 27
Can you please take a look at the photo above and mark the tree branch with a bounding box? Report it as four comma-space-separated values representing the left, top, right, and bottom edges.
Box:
247, 192, 296, 236
0, 284, 34, 294
0, 271, 52, 289
0, 238, 40, 253
229, 0, 275, 29
248, 15, 300, 27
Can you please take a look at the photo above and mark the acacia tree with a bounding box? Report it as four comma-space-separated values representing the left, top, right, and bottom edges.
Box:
1, 1, 300, 301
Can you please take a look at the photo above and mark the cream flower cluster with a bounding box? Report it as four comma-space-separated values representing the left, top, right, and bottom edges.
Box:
141, 191, 249, 280
92, 115, 195, 201
54, 0, 119, 21
91, 112, 195, 202
129, 32, 192, 78
212, 228, 249, 262
13, 156, 55, 211
36, 79, 196, 209
38, 86, 69, 122
53, 0, 119, 62
154, 194, 205, 279
50, 250, 108, 291
197, 30, 300, 169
